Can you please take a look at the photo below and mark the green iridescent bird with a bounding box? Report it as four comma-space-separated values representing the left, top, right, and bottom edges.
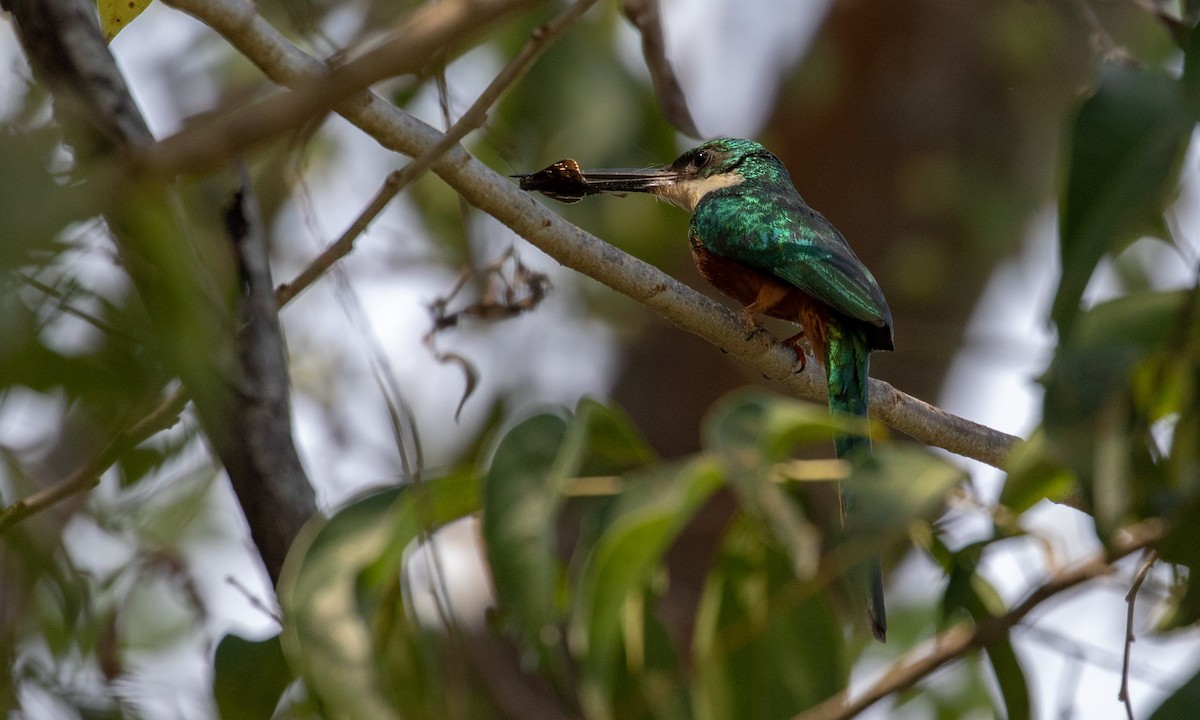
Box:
519, 138, 894, 641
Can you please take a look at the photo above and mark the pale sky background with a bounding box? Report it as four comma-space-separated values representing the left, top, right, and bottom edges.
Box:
3, 0, 1200, 717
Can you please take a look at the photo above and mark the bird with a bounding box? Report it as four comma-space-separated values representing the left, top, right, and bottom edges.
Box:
517, 137, 894, 642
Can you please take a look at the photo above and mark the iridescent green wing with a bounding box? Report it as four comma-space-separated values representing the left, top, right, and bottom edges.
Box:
692, 190, 891, 329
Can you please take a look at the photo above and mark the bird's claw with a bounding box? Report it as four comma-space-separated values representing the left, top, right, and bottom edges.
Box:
783, 331, 808, 372
790, 347, 808, 373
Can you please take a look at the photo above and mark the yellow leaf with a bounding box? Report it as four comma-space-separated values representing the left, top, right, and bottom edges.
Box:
98, 0, 152, 42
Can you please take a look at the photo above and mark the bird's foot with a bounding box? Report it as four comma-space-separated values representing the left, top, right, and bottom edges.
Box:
783, 331, 809, 372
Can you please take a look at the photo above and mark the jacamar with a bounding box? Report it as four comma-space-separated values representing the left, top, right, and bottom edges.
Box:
518, 138, 894, 641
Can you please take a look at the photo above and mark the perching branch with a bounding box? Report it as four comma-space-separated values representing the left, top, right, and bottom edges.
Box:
163, 0, 1021, 469
793, 519, 1166, 720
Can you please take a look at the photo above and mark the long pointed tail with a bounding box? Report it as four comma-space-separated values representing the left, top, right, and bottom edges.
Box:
824, 321, 886, 642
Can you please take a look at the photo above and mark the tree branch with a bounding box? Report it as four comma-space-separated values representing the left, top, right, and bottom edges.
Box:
0, 0, 153, 150
276, 0, 602, 306
0, 0, 593, 527
793, 519, 1166, 720
622, 0, 700, 138
1, 0, 316, 581
137, 0, 547, 179
163, 0, 1021, 469
222, 168, 316, 580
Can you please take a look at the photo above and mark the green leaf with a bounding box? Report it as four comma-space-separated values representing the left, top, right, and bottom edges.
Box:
482, 399, 656, 679
365, 471, 481, 717
983, 636, 1031, 720
1054, 63, 1190, 337
279, 489, 403, 720
361, 470, 482, 591
0, 127, 95, 273
692, 518, 846, 720
572, 398, 657, 476
1042, 291, 1189, 531
1180, 15, 1200, 108
98, 0, 153, 42
703, 390, 855, 581
213, 633, 292, 720
926, 536, 1030, 719
278, 474, 480, 720
704, 388, 855, 461
606, 594, 693, 720
571, 458, 723, 720
1157, 489, 1200, 628
937, 539, 987, 624
703, 389, 961, 638
1150, 665, 1200, 720
1045, 292, 1186, 425
482, 412, 570, 671
840, 445, 966, 554
999, 430, 1076, 514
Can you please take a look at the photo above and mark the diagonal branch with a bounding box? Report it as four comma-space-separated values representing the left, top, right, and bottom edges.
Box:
793, 519, 1166, 720
137, 0, 547, 179
622, 0, 700, 138
0, 388, 188, 535
276, 0, 602, 306
162, 0, 1021, 469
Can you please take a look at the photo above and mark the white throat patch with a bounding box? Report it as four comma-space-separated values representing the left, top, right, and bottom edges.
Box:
653, 172, 744, 212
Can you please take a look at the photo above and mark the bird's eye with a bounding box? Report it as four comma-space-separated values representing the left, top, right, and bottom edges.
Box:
692, 150, 711, 169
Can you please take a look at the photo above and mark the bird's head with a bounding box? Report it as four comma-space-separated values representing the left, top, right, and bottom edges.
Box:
651, 138, 786, 211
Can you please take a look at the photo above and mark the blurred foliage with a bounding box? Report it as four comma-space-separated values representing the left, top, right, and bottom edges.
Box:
277, 392, 959, 719
1, 1, 1200, 719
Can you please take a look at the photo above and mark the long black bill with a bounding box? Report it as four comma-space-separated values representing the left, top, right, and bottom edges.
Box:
513, 158, 676, 204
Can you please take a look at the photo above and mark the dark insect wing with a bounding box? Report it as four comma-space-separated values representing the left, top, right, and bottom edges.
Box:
515, 159, 678, 203
515, 159, 593, 202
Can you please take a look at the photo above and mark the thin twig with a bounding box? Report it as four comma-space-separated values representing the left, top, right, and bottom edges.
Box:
165, 0, 1023, 470
622, 0, 700, 138
1019, 623, 1175, 687
793, 519, 1166, 720
18, 273, 136, 341
274, 0, 601, 307
226, 574, 283, 626
1119, 550, 1158, 720
0, 387, 188, 534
